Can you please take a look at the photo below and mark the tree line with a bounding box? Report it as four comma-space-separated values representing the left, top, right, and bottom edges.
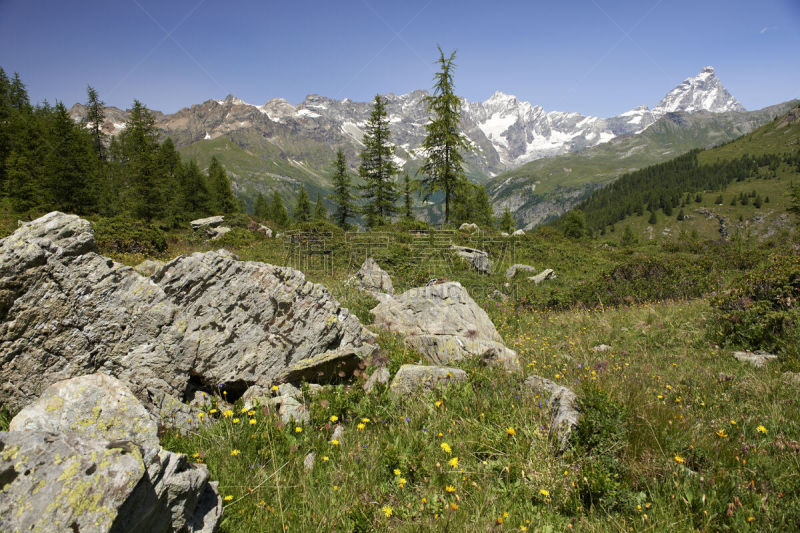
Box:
0, 67, 238, 225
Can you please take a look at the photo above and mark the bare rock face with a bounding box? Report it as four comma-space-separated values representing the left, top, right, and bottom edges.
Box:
347, 257, 394, 295
4, 373, 222, 533
450, 245, 491, 274
371, 282, 520, 372
524, 375, 580, 453
0, 212, 376, 423
134, 259, 167, 276
389, 364, 468, 396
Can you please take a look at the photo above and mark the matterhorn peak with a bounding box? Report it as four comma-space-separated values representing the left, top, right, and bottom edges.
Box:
653, 66, 745, 115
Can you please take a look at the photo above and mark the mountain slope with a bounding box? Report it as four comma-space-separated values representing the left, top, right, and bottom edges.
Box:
486, 100, 798, 228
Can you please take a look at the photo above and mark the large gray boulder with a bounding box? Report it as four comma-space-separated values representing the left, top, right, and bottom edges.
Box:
190, 216, 225, 230
390, 364, 468, 396
505, 264, 536, 279
524, 375, 580, 453
450, 245, 491, 274
347, 257, 394, 295
732, 350, 777, 367
371, 282, 520, 372
5, 373, 221, 533
0, 212, 376, 424
529, 268, 556, 284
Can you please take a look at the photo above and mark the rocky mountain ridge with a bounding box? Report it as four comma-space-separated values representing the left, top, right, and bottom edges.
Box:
70, 66, 744, 179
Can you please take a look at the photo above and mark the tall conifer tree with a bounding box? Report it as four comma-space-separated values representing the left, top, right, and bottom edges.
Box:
208, 156, 237, 213
330, 149, 355, 228
358, 95, 398, 227
294, 185, 311, 223
418, 47, 470, 224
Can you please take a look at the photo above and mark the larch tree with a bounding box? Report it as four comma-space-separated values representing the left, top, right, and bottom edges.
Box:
358, 95, 398, 227
330, 149, 356, 228
418, 47, 471, 224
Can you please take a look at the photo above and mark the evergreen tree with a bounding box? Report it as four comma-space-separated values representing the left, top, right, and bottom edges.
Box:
621, 225, 637, 246
648, 210, 657, 224
208, 156, 237, 213
358, 95, 398, 227
45, 102, 97, 214
715, 194, 724, 205
694, 192, 703, 203
178, 159, 211, 216
5, 149, 38, 211
663, 202, 673, 216
451, 182, 493, 227
254, 192, 270, 220
269, 191, 289, 227
562, 209, 586, 239
753, 194, 762, 208
294, 185, 311, 223
418, 47, 470, 224
499, 208, 515, 233
84, 86, 106, 161
329, 149, 355, 228
676, 208, 685, 221
118, 100, 162, 220
313, 193, 328, 220
402, 172, 414, 219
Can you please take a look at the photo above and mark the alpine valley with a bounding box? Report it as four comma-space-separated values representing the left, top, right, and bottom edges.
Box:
70, 66, 796, 227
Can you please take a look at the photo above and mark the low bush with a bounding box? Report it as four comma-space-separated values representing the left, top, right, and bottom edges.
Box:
92, 216, 167, 256
708, 254, 800, 356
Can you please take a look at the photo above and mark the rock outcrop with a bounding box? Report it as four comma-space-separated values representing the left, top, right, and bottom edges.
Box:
390, 364, 468, 396
0, 212, 376, 424
732, 350, 777, 367
450, 246, 491, 274
529, 268, 556, 284
505, 264, 536, 279
524, 375, 581, 452
347, 257, 394, 295
459, 223, 479, 233
3, 373, 221, 533
371, 281, 520, 371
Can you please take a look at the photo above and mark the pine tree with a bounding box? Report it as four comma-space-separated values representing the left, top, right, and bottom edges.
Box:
402, 172, 414, 219
269, 192, 289, 227
44, 102, 97, 214
254, 192, 269, 220
562, 209, 586, 239
499, 208, 515, 233
178, 159, 211, 216
313, 193, 328, 220
451, 182, 493, 227
329, 149, 355, 228
84, 86, 106, 161
208, 156, 237, 213
663, 202, 673, 216
294, 185, 311, 223
418, 47, 470, 224
648, 210, 657, 225
119, 100, 162, 220
677, 208, 685, 221
621, 225, 637, 246
358, 95, 398, 227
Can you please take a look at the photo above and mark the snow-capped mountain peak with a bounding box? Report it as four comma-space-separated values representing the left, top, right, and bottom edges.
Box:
653, 66, 745, 114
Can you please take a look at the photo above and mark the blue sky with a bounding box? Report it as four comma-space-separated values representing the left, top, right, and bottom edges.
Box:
1, 0, 798, 117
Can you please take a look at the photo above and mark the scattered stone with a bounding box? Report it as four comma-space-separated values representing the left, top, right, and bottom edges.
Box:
208, 226, 231, 240
249, 221, 273, 237
0, 212, 377, 426
500, 232, 510, 237
450, 245, 491, 274
6, 373, 222, 533
134, 258, 166, 276
512, 229, 526, 237
331, 424, 345, 443
278, 396, 309, 424
717, 372, 734, 383
524, 375, 581, 453
529, 268, 556, 284
782, 372, 800, 386
347, 256, 394, 295
459, 222, 479, 232
363, 366, 390, 393
732, 350, 777, 368
190, 215, 225, 230
490, 289, 508, 302
304, 452, 316, 471
505, 264, 536, 279
390, 364, 468, 396
591, 344, 612, 353
371, 281, 520, 371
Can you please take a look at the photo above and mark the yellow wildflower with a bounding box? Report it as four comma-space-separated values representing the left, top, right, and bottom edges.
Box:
393, 469, 401, 476
249, 419, 257, 425
506, 427, 516, 436
539, 489, 550, 497
331, 439, 339, 446
445, 485, 455, 493
330, 415, 338, 423
398, 478, 406, 488
223, 495, 233, 501
223, 410, 233, 418
230, 449, 241, 456
716, 429, 728, 438
361, 417, 370, 423
357, 423, 365, 430
435, 399, 443, 408
674, 454, 685, 464
440, 442, 452, 454
757, 425, 767, 434
382, 506, 392, 517
448, 457, 459, 468
295, 426, 302, 433
232, 418, 240, 424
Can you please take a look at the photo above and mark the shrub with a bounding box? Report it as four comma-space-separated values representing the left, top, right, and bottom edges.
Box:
708, 254, 800, 356
92, 216, 167, 255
